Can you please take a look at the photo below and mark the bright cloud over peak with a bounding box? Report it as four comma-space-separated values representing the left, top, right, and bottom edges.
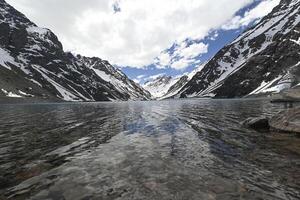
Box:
156, 41, 209, 70
7, 0, 280, 71
222, 0, 281, 30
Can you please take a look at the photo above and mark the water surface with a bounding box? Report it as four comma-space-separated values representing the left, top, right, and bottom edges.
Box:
0, 99, 299, 200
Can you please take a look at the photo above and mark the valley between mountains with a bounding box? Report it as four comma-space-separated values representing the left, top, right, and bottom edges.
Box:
1, 1, 300, 199
0, 0, 299, 102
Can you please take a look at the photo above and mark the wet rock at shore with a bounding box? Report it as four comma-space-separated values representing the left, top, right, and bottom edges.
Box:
242, 117, 270, 130
269, 108, 300, 133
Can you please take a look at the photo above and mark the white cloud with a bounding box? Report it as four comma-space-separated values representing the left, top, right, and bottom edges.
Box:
7, 0, 255, 68
209, 31, 219, 41
171, 59, 195, 70
156, 52, 171, 68
156, 41, 208, 70
222, 0, 280, 30
133, 74, 147, 83
135, 73, 166, 84
176, 43, 208, 59
148, 73, 166, 80
137, 75, 146, 79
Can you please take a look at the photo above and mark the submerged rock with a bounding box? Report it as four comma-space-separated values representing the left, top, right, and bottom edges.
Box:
269, 108, 300, 133
242, 117, 270, 130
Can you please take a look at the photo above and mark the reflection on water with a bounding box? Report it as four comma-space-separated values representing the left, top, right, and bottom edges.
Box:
0, 99, 299, 200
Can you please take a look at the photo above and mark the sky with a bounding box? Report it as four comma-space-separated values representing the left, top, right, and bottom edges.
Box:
6, 0, 280, 84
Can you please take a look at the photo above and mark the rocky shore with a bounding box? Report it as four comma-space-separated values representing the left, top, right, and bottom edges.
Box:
269, 108, 300, 133
244, 107, 300, 134
270, 87, 300, 103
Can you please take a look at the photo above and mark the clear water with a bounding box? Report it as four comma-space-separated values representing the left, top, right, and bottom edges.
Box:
0, 99, 299, 200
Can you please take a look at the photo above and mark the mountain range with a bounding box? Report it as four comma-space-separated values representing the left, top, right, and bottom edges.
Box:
0, 0, 151, 102
143, 64, 204, 99
0, 0, 299, 102
174, 0, 300, 98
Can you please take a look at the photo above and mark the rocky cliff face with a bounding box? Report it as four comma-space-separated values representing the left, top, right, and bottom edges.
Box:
161, 64, 206, 99
0, 0, 151, 101
177, 0, 300, 98
162, 75, 189, 99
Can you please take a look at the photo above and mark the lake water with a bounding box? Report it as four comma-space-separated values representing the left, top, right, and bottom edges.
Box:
0, 99, 299, 200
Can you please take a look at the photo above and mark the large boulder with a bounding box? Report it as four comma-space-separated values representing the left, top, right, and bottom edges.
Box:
269, 108, 300, 133
242, 117, 270, 130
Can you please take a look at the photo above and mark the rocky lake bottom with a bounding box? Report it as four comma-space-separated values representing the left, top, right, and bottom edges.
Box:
0, 99, 299, 200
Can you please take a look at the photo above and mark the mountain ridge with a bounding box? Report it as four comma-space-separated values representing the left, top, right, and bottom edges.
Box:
174, 0, 300, 98
143, 64, 204, 99
0, 0, 151, 102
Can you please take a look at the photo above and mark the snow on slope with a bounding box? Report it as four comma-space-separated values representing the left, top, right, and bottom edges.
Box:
160, 64, 206, 99
177, 0, 300, 98
143, 76, 180, 98
0, 48, 18, 70
143, 64, 205, 99
0, 0, 151, 101
78, 57, 151, 101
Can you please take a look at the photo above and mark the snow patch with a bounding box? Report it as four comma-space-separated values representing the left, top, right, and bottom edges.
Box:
18, 90, 34, 97
248, 76, 287, 95
144, 76, 180, 98
290, 38, 300, 45
1, 89, 22, 98
28, 79, 42, 87
0, 48, 18, 70
26, 26, 49, 36
32, 65, 81, 101
92, 67, 144, 100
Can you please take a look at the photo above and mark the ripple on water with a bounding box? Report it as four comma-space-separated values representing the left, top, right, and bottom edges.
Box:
0, 99, 299, 200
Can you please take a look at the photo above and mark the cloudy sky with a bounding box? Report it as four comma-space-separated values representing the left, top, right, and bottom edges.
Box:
7, 0, 280, 83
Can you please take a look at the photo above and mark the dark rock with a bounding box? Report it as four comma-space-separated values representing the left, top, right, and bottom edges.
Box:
164, 75, 189, 99
269, 108, 300, 133
0, 176, 10, 189
0, 22, 10, 46
243, 117, 270, 130
10, 27, 28, 51
271, 86, 300, 103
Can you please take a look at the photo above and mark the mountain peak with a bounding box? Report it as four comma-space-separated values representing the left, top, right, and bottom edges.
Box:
175, 0, 300, 98
0, 0, 151, 102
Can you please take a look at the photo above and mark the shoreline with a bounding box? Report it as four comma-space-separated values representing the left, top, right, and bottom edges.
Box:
1, 95, 300, 105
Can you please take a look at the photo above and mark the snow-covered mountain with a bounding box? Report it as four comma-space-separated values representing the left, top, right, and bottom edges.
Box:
144, 64, 204, 99
160, 64, 205, 99
0, 0, 151, 102
143, 76, 178, 99
176, 0, 300, 98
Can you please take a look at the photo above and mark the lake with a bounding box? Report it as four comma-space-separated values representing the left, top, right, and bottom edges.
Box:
0, 99, 299, 200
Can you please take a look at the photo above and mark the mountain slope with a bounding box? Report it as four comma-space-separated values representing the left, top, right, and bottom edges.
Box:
161, 64, 205, 99
143, 64, 205, 99
162, 75, 189, 99
0, 0, 151, 102
143, 76, 178, 99
177, 0, 300, 98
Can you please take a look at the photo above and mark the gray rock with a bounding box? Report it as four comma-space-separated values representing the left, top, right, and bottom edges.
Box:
243, 117, 270, 130
0, 176, 10, 189
269, 108, 300, 133
0, 22, 10, 46
10, 27, 28, 51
